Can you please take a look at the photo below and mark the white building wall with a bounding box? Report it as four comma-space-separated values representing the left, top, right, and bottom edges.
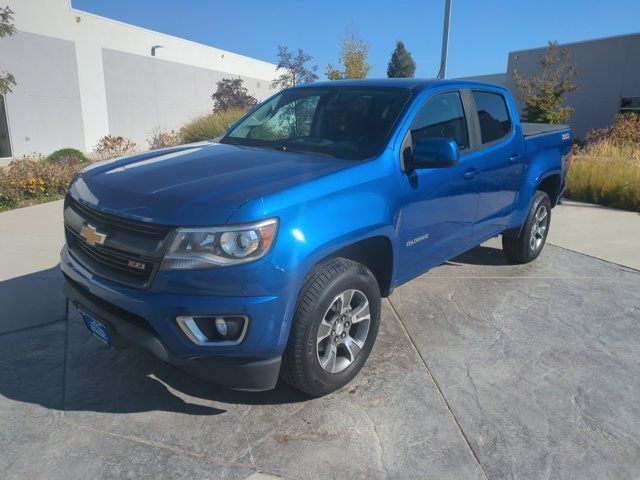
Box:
3, 0, 277, 156
101, 49, 271, 147
0, 31, 86, 156
73, 41, 110, 152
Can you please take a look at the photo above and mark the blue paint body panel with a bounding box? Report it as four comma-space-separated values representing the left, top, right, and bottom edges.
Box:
60, 79, 571, 389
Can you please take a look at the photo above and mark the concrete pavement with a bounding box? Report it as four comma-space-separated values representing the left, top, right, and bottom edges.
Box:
548, 200, 640, 270
1, 198, 639, 479
0, 200, 66, 334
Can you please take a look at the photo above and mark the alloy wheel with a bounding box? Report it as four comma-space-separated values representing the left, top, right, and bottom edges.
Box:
316, 289, 371, 374
530, 205, 548, 251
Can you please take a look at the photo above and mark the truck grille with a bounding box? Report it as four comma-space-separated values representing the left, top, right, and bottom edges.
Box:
68, 227, 155, 280
68, 197, 172, 239
64, 196, 175, 288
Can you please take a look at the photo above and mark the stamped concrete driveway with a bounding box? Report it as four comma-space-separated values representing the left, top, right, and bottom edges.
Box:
1, 201, 639, 479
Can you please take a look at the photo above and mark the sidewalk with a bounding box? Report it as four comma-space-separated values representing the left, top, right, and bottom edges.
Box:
548, 200, 640, 270
0, 200, 66, 333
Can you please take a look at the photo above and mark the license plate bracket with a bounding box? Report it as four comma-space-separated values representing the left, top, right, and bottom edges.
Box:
80, 311, 116, 350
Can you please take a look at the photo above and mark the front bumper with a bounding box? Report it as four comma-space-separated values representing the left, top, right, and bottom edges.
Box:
60, 246, 295, 391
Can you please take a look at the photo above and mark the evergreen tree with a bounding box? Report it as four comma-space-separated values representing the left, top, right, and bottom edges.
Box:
387, 41, 416, 78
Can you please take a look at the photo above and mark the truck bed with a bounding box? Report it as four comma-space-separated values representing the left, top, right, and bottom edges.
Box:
522, 122, 572, 205
522, 122, 570, 137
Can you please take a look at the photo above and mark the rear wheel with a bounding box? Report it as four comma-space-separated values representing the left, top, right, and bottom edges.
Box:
502, 190, 551, 263
281, 258, 380, 396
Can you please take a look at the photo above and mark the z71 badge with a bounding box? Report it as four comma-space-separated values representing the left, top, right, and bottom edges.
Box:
127, 260, 147, 271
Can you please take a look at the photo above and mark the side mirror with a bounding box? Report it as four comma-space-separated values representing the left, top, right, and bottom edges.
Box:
410, 137, 460, 169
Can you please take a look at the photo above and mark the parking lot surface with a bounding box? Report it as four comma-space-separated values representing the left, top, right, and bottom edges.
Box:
1, 202, 639, 479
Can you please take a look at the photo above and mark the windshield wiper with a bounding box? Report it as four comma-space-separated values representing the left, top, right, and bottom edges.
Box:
270, 143, 337, 159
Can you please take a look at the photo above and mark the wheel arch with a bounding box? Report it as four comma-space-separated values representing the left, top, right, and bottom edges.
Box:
505, 171, 560, 238
324, 235, 395, 297
537, 173, 562, 207
300, 234, 396, 298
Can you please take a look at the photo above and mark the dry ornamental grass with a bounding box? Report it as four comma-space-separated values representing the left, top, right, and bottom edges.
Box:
566, 139, 640, 212
179, 108, 247, 143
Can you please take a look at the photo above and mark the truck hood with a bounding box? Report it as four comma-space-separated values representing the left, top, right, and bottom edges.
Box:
69, 142, 354, 226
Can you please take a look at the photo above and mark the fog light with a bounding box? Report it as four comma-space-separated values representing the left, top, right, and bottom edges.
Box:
215, 317, 228, 337
176, 315, 248, 346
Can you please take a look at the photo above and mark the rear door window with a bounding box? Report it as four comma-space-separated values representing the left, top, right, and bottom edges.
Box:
472, 91, 511, 144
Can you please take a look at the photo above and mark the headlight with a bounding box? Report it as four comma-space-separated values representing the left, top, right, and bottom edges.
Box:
160, 218, 278, 270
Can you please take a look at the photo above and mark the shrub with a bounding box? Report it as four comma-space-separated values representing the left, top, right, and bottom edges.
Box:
179, 109, 246, 144
566, 139, 640, 212
148, 128, 182, 150
93, 135, 137, 160
586, 113, 640, 146
0, 156, 85, 210
46, 147, 88, 164
212, 78, 258, 111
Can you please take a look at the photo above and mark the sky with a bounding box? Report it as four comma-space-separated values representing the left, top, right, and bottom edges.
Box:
71, 0, 640, 79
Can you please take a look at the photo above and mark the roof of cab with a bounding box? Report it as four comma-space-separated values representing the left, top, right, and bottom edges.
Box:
294, 78, 504, 92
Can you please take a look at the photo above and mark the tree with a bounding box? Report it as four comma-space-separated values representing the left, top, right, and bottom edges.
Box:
211, 78, 258, 111
271, 46, 318, 89
325, 28, 370, 80
513, 41, 581, 123
0, 6, 16, 95
387, 41, 416, 78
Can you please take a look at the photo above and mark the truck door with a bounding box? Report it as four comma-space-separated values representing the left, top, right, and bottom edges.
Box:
397, 90, 480, 282
469, 90, 524, 243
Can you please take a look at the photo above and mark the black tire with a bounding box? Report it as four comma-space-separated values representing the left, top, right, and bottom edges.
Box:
502, 190, 551, 263
281, 258, 381, 397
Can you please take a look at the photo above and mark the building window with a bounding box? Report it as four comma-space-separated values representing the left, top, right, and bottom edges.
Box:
620, 97, 640, 114
0, 95, 12, 158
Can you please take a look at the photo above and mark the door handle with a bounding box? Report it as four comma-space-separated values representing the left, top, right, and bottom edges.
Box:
509, 153, 522, 164
463, 168, 478, 180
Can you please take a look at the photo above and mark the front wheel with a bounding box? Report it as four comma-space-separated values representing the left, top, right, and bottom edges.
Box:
281, 258, 381, 396
502, 190, 551, 263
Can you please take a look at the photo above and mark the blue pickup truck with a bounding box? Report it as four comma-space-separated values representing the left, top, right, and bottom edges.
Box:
61, 79, 571, 396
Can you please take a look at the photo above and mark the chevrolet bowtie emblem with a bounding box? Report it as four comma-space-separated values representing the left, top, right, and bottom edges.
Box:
80, 224, 107, 246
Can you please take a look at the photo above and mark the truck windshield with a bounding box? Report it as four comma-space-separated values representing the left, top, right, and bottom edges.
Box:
221, 87, 412, 160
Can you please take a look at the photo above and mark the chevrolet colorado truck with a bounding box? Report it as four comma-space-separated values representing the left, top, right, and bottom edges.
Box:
61, 79, 572, 396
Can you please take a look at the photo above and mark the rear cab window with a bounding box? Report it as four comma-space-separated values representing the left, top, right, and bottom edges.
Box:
472, 91, 512, 144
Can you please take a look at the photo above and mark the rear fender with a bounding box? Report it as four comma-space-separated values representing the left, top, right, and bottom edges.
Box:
507, 131, 567, 231
507, 166, 561, 235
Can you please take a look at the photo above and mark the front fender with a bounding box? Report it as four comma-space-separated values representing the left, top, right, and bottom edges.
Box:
227, 152, 402, 344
